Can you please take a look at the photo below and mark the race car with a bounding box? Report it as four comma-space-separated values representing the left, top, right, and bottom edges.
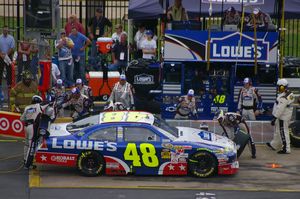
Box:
35, 111, 238, 177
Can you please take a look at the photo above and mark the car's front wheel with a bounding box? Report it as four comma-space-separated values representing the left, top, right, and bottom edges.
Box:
188, 151, 217, 178
77, 151, 105, 176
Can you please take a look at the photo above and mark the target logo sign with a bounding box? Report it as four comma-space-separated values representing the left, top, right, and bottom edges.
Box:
0, 113, 25, 138
106, 43, 111, 50
0, 118, 9, 131
0, 118, 23, 133
12, 120, 23, 133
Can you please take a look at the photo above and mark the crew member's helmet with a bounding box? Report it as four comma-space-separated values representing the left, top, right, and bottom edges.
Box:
187, 89, 194, 97
22, 70, 33, 86
32, 95, 43, 104
243, 77, 251, 84
76, 78, 83, 85
277, 78, 288, 93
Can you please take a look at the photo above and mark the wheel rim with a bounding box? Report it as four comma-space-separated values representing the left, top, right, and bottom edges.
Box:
193, 155, 214, 173
80, 152, 103, 174
189, 152, 216, 176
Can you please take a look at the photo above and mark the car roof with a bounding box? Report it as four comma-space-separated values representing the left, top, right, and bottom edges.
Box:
99, 111, 154, 125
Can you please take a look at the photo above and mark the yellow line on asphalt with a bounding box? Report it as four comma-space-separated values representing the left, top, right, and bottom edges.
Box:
29, 169, 40, 188
0, 140, 19, 142
32, 184, 300, 193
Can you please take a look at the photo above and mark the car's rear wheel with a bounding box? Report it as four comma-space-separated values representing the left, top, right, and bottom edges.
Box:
188, 151, 217, 178
77, 151, 105, 176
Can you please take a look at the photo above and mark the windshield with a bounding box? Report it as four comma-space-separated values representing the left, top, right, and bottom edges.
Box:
66, 115, 99, 132
154, 116, 178, 138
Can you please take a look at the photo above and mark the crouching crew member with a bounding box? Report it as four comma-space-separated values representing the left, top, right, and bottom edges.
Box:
267, 79, 294, 154
75, 78, 92, 99
61, 87, 91, 119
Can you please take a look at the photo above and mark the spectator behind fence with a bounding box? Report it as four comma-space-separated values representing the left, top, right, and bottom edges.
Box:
55, 30, 74, 88
109, 33, 128, 72
65, 14, 85, 36
0, 25, 15, 104
222, 7, 240, 26
112, 24, 126, 43
245, 8, 275, 31
167, 0, 188, 21
141, 30, 156, 60
88, 8, 112, 60
69, 27, 91, 83
134, 24, 146, 59
30, 38, 51, 81
17, 38, 31, 82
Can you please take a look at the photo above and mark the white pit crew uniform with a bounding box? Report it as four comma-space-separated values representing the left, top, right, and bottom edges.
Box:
108, 82, 135, 110
20, 103, 55, 162
237, 86, 262, 120
270, 91, 294, 153
62, 94, 91, 119
79, 85, 92, 99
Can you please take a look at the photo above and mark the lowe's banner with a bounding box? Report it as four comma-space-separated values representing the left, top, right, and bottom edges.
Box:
164, 30, 278, 63
201, 0, 264, 4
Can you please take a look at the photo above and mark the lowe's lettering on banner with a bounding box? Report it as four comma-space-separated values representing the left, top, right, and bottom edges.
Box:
202, 0, 264, 4
207, 32, 269, 62
164, 31, 278, 63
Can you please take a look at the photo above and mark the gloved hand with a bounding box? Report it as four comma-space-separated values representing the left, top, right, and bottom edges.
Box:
271, 117, 276, 126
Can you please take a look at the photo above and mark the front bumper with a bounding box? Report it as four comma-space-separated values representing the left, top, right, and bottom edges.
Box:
218, 161, 239, 175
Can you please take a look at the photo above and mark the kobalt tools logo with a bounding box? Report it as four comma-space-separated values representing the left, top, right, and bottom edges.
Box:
207, 32, 269, 62
51, 155, 75, 163
51, 138, 117, 152
202, 0, 264, 4
134, 74, 154, 85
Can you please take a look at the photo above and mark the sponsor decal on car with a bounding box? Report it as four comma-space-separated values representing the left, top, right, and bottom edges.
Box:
161, 149, 171, 159
36, 152, 77, 166
51, 138, 117, 152
161, 143, 192, 151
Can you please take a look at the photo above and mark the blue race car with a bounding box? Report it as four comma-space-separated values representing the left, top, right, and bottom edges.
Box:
36, 111, 238, 177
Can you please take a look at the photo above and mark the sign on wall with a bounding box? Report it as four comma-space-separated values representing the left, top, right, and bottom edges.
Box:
164, 30, 278, 63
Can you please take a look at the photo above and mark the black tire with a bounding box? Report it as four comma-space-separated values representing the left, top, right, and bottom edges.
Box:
290, 127, 300, 148
77, 151, 105, 176
188, 151, 218, 178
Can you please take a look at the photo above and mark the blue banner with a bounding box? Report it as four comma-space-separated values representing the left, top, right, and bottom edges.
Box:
164, 30, 278, 63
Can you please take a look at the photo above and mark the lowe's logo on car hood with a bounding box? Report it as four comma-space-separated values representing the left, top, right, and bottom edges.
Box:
134, 74, 154, 85
206, 32, 269, 62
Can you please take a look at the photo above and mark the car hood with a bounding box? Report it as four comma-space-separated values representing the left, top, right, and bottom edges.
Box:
175, 127, 235, 149
49, 123, 71, 137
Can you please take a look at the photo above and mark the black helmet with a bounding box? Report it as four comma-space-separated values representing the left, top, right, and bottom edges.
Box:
32, 95, 43, 104
22, 70, 33, 80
